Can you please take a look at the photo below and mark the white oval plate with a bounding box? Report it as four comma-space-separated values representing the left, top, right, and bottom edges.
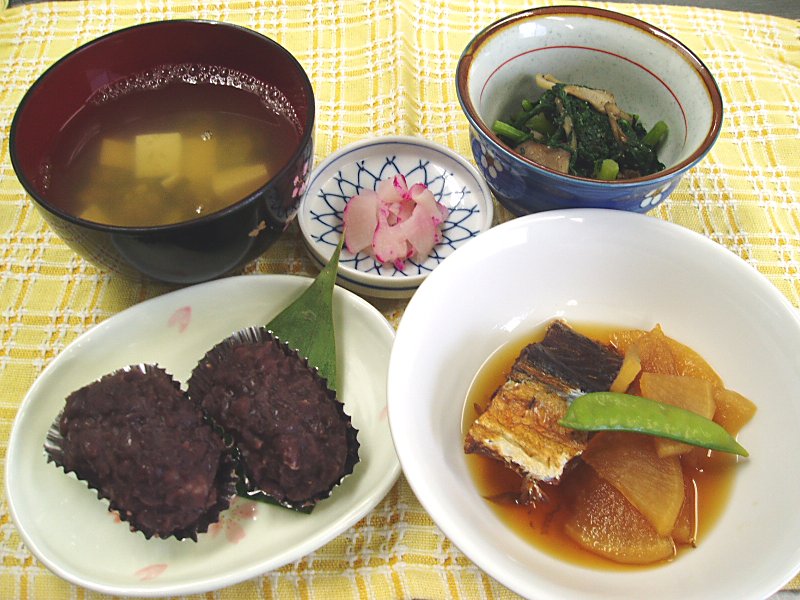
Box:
6, 275, 399, 597
388, 209, 800, 600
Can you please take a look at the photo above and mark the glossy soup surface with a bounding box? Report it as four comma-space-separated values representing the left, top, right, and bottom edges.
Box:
47, 65, 300, 227
462, 323, 738, 570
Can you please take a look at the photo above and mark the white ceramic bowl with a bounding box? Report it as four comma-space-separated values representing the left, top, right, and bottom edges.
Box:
388, 209, 800, 599
298, 136, 494, 298
456, 7, 723, 214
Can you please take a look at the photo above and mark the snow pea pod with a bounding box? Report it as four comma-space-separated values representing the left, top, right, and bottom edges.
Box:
560, 392, 749, 457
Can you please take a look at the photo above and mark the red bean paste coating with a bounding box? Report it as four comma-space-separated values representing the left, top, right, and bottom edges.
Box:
50, 366, 229, 540
190, 337, 352, 506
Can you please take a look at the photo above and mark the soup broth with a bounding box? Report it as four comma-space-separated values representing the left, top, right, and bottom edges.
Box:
462, 323, 739, 570
47, 65, 300, 227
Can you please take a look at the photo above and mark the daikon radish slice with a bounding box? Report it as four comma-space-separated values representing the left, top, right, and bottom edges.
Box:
639, 372, 715, 458
672, 475, 698, 546
713, 387, 757, 435
608, 328, 647, 355
582, 431, 684, 536
564, 462, 676, 564
635, 326, 723, 387
610, 345, 641, 393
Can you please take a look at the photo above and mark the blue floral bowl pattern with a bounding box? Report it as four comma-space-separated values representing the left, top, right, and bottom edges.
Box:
469, 127, 683, 214
456, 7, 722, 215
298, 136, 493, 299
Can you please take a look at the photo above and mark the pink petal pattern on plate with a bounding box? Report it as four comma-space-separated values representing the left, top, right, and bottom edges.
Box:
135, 564, 168, 581
167, 306, 192, 333
208, 498, 260, 545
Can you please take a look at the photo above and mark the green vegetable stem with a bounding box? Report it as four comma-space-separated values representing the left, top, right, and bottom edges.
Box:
525, 112, 556, 137
642, 120, 669, 147
594, 158, 620, 181
560, 391, 749, 457
492, 120, 530, 146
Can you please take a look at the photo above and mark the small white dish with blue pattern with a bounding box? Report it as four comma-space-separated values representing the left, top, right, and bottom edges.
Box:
298, 136, 494, 299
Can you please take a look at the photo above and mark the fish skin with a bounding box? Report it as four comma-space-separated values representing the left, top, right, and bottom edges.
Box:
465, 321, 623, 487
522, 320, 624, 394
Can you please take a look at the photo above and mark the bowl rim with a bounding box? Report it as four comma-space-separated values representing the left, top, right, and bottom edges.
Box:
9, 18, 315, 234
455, 5, 724, 187
298, 134, 494, 293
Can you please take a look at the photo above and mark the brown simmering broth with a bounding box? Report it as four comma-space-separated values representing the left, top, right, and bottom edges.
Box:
461, 323, 738, 570
47, 65, 300, 227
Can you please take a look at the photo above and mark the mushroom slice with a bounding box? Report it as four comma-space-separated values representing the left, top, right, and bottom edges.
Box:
535, 73, 633, 121
563, 115, 578, 153
605, 102, 630, 145
514, 140, 571, 173
554, 97, 578, 154
535, 73, 561, 90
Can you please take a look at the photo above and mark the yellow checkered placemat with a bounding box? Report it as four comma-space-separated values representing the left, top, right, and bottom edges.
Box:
0, 1, 798, 598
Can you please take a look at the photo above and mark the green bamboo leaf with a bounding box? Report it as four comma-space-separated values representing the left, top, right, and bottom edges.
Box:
266, 235, 344, 391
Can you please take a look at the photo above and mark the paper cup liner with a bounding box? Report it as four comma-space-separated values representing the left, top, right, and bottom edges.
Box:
188, 326, 360, 511
44, 363, 238, 541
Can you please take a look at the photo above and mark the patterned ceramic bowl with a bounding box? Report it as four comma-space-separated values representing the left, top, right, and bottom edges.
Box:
298, 136, 493, 299
456, 6, 723, 215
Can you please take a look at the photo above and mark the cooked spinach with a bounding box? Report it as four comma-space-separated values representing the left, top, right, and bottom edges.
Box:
492, 77, 667, 180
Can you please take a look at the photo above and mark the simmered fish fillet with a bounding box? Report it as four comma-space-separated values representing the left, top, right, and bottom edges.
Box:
465, 321, 622, 487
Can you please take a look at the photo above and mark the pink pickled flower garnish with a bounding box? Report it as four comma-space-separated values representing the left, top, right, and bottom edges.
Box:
342, 189, 379, 254
373, 203, 414, 269
341, 174, 448, 270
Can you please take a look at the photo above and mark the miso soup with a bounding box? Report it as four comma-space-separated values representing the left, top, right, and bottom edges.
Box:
47, 64, 301, 227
